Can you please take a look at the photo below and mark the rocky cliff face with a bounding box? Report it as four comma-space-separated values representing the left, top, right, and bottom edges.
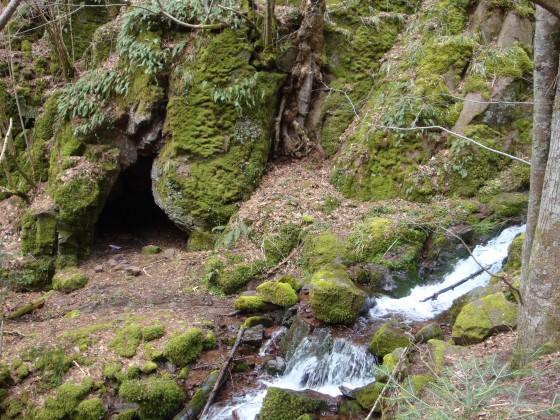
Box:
1, 0, 534, 268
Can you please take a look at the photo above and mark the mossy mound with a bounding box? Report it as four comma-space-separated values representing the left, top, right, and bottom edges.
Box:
118, 379, 184, 419
277, 275, 302, 292
309, 264, 366, 325
243, 316, 274, 329
52, 268, 89, 293
403, 374, 435, 395
110, 326, 142, 358
354, 381, 385, 412
30, 379, 94, 419
262, 223, 301, 265
205, 255, 265, 295
75, 398, 106, 420
415, 322, 443, 344
344, 218, 426, 275
259, 387, 323, 420
176, 370, 218, 419
202, 332, 218, 350
256, 281, 298, 308
488, 193, 528, 218
427, 339, 465, 372
301, 231, 344, 273
164, 328, 203, 367
142, 325, 165, 342
187, 230, 217, 251
368, 320, 410, 357
452, 293, 518, 344
141, 245, 161, 255
235, 295, 267, 312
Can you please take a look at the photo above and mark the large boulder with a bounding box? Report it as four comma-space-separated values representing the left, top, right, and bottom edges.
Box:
259, 387, 338, 420
309, 265, 366, 325
368, 320, 410, 358
452, 293, 517, 344
256, 281, 298, 308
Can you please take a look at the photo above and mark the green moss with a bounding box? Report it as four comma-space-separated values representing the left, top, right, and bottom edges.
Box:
263, 224, 301, 265
403, 373, 435, 395
32, 379, 94, 419
164, 328, 203, 367
52, 267, 89, 293
463, 75, 491, 99
471, 45, 533, 80
235, 295, 267, 312
417, 36, 474, 77
452, 293, 518, 344
178, 367, 190, 379
141, 245, 161, 255
277, 275, 302, 292
110, 326, 143, 358
32, 92, 61, 180
118, 379, 185, 419
116, 366, 141, 382
20, 210, 57, 257
504, 233, 524, 273
302, 231, 344, 273
487, 193, 528, 218
243, 316, 274, 329
345, 217, 426, 275
368, 320, 410, 357
206, 257, 265, 295
103, 362, 122, 380
140, 362, 158, 374
142, 325, 165, 342
355, 382, 385, 412
187, 230, 217, 251
260, 387, 323, 420
59, 324, 111, 351
52, 174, 100, 225
256, 281, 298, 308
28, 347, 73, 392
0, 363, 13, 389
64, 310, 81, 319
180, 370, 218, 418
16, 363, 29, 381
1, 398, 22, 418
1, 256, 55, 291
75, 398, 106, 420
415, 322, 443, 344
144, 344, 164, 362
113, 409, 138, 420
202, 331, 218, 350
309, 264, 366, 324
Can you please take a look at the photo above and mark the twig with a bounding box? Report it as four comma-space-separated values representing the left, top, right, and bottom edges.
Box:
73, 360, 87, 375
216, 4, 260, 32
3, 330, 25, 338
155, 0, 226, 30
141, 258, 167, 277
0, 118, 12, 166
199, 326, 245, 419
419, 267, 487, 302
257, 242, 303, 280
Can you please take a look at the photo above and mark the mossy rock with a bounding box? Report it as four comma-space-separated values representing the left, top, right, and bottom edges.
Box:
31, 379, 94, 419
1, 398, 22, 418
142, 325, 165, 342
262, 224, 302, 265
75, 398, 106, 420
52, 268, 89, 293
427, 339, 465, 372
118, 379, 185, 419
415, 322, 443, 344
503, 233, 524, 273
164, 328, 203, 367
452, 293, 517, 344
380, 347, 409, 380
175, 370, 218, 419
243, 316, 274, 329
235, 295, 267, 312
202, 331, 217, 350
140, 362, 158, 375
368, 320, 410, 357
20, 210, 57, 257
141, 245, 161, 255
256, 281, 298, 308
110, 326, 142, 358
113, 410, 138, 420
205, 256, 265, 295
259, 387, 323, 420
301, 230, 344, 273
488, 193, 528, 218
344, 218, 426, 275
309, 264, 366, 325
354, 381, 385, 412
277, 274, 302, 292
103, 363, 122, 380
403, 373, 435, 395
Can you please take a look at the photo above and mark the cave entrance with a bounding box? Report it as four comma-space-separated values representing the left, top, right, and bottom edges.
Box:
96, 155, 187, 248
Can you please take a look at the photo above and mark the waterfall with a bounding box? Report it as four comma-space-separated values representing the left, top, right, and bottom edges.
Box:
369, 224, 525, 321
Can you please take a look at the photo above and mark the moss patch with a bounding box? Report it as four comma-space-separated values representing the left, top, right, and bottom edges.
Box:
256, 281, 298, 308
110, 326, 143, 358
260, 387, 323, 420
52, 268, 88, 293
142, 325, 165, 342
75, 397, 106, 420
302, 230, 344, 273
368, 320, 410, 357
118, 379, 184, 419
235, 295, 267, 312
164, 328, 203, 367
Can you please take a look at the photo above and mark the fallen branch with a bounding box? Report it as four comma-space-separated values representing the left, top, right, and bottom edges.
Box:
6, 291, 53, 320
199, 326, 245, 419
3, 330, 25, 338
419, 267, 486, 302
155, 0, 226, 30
258, 242, 303, 280
141, 258, 167, 278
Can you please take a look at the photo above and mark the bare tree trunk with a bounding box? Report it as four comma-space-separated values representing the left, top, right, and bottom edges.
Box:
530, 0, 560, 18
0, 0, 23, 32
275, 0, 325, 157
264, 0, 275, 47
521, 7, 560, 284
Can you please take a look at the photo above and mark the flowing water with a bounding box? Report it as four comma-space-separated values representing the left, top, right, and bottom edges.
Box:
369, 224, 526, 321
204, 225, 525, 419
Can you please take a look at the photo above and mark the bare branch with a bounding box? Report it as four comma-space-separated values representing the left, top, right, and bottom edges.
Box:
155, 0, 226, 30
0, 118, 12, 167
0, 0, 23, 33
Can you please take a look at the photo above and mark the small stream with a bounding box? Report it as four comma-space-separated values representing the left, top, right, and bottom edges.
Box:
205, 225, 525, 419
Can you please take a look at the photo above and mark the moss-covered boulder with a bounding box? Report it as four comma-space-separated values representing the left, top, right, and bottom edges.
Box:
20, 210, 57, 257
503, 233, 525, 273
164, 328, 203, 367
301, 230, 344, 272
488, 193, 528, 218
152, 29, 285, 232
427, 339, 465, 372
118, 379, 184, 419
403, 373, 435, 395
235, 295, 267, 312
452, 293, 517, 344
368, 320, 410, 357
187, 230, 217, 251
256, 281, 298, 308
243, 316, 274, 329
277, 275, 302, 292
415, 322, 443, 344
141, 245, 161, 255
52, 268, 88, 293
141, 325, 165, 342
31, 379, 94, 419
344, 218, 426, 276
204, 255, 265, 295
309, 265, 366, 325
75, 398, 106, 420
259, 388, 324, 420
354, 381, 385, 412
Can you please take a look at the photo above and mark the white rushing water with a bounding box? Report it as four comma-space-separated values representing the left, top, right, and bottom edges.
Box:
204, 332, 375, 420
369, 224, 526, 322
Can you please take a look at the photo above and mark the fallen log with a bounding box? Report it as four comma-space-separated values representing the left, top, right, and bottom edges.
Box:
6, 291, 54, 320
197, 326, 245, 419
419, 267, 487, 303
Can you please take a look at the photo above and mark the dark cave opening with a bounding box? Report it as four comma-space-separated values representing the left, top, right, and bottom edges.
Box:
95, 155, 187, 247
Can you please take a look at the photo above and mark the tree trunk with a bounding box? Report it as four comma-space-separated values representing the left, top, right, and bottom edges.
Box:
274, 0, 325, 157
521, 7, 560, 283
0, 0, 23, 32
517, 40, 560, 363
264, 0, 276, 47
